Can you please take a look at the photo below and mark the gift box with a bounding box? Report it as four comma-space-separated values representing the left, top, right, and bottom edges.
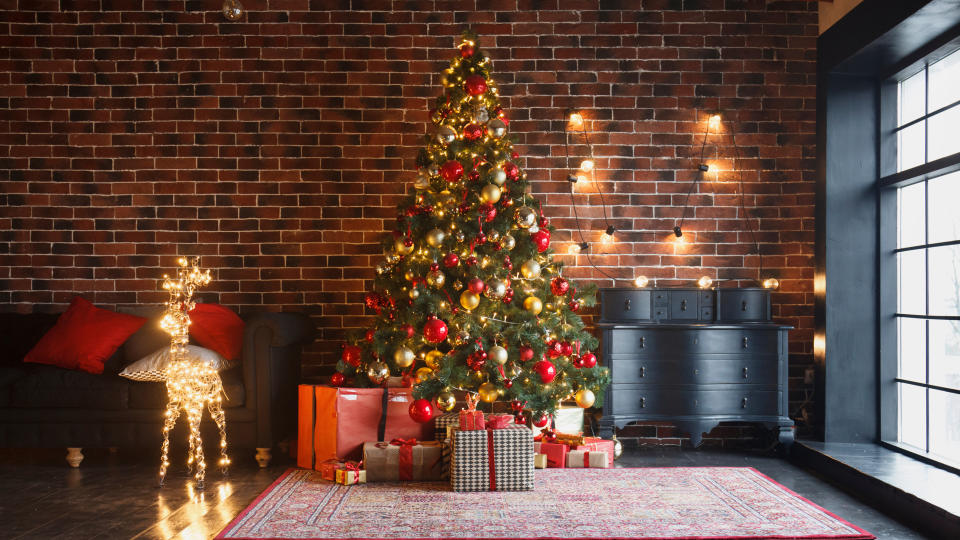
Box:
297, 385, 434, 467
336, 466, 366, 485
533, 441, 569, 468
567, 449, 609, 468
570, 437, 615, 468
451, 423, 534, 492
434, 412, 460, 441
534, 453, 548, 469
363, 439, 444, 481
527, 406, 584, 437
318, 459, 357, 482
458, 408, 485, 431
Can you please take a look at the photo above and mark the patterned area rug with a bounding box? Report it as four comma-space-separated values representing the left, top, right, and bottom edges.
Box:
218, 467, 873, 540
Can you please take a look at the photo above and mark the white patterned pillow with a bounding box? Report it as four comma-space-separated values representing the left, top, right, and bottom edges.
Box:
119, 345, 234, 382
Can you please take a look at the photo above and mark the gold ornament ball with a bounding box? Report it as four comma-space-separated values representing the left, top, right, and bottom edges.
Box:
484, 278, 507, 299
469, 370, 485, 384
492, 169, 507, 185
404, 269, 416, 281
393, 347, 415, 369
515, 207, 537, 228
520, 259, 541, 279
426, 269, 446, 288
414, 171, 431, 190
575, 388, 596, 408
460, 290, 480, 310
414, 366, 434, 384
478, 382, 499, 403
436, 391, 457, 412
523, 296, 543, 315
487, 118, 507, 138
500, 234, 516, 250
408, 287, 420, 299
367, 361, 390, 385
395, 238, 414, 255
488, 345, 508, 365
480, 184, 501, 204
426, 228, 446, 248
424, 349, 444, 369
436, 125, 457, 145
487, 230, 501, 243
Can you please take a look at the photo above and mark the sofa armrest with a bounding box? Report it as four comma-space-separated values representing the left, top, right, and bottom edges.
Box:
241, 312, 316, 448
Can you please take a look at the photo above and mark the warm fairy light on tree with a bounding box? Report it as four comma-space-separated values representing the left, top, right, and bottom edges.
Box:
158, 256, 230, 489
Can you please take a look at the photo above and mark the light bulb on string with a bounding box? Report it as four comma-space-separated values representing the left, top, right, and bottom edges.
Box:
709, 113, 722, 129
634, 275, 649, 288
222, 0, 244, 21
569, 112, 583, 127
580, 159, 594, 172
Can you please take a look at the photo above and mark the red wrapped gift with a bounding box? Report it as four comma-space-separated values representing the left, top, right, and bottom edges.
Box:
458, 393, 485, 431
318, 459, 347, 482
297, 385, 434, 467
533, 441, 569, 468
570, 437, 615, 468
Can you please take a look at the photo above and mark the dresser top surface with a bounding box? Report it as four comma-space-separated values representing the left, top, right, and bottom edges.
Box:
598, 322, 793, 330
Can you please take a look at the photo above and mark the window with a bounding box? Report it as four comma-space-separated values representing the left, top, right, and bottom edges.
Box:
889, 47, 960, 467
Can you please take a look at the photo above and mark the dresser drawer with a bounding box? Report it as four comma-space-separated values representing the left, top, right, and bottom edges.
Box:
718, 289, 769, 321
670, 291, 699, 320
606, 328, 779, 355
607, 356, 779, 385
600, 289, 651, 322
609, 386, 781, 417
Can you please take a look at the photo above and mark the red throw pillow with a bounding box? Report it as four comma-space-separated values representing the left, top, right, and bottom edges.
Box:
188, 303, 245, 361
23, 296, 146, 375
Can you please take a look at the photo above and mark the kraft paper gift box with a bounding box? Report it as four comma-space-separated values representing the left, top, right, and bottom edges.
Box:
566, 449, 610, 468
534, 453, 548, 469
363, 439, 445, 481
297, 385, 434, 467
569, 437, 615, 468
451, 422, 534, 492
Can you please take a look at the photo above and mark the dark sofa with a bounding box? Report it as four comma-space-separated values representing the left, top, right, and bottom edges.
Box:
0, 308, 315, 468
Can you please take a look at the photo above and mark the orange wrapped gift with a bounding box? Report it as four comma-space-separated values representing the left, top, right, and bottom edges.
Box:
297, 385, 434, 468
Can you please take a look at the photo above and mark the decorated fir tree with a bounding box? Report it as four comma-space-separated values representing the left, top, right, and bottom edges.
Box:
335, 31, 610, 427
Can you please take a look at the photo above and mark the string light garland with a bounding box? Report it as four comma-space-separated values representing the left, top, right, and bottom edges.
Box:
157, 257, 230, 489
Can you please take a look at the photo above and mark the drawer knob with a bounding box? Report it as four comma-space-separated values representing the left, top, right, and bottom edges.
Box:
742, 397, 748, 408
624, 298, 631, 311
680, 299, 688, 311
640, 397, 646, 408
693, 368, 699, 375
640, 336, 645, 348
743, 367, 749, 379
742, 300, 748, 311
640, 366, 645, 378
742, 336, 749, 349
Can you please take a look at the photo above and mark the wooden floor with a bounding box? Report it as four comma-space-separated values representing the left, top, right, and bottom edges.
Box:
0, 445, 937, 539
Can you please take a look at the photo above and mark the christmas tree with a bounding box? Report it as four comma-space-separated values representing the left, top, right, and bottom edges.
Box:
336, 31, 610, 426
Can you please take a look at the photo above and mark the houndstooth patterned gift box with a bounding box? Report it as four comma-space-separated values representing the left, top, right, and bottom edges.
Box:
434, 412, 460, 441
450, 423, 534, 492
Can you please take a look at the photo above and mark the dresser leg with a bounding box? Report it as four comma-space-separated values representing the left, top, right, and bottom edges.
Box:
777, 426, 795, 455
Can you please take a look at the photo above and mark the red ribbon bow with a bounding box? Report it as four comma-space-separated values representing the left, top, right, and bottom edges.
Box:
344, 461, 361, 474
390, 437, 418, 447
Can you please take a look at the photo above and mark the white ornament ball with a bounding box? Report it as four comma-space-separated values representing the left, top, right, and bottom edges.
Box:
487, 118, 507, 138
520, 259, 541, 279
489, 345, 508, 365
491, 169, 507, 186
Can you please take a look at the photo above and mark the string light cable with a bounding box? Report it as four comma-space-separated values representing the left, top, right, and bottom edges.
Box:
727, 127, 765, 282
674, 113, 715, 238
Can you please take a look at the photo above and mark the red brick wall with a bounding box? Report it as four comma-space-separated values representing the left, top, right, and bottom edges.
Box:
0, 1, 818, 443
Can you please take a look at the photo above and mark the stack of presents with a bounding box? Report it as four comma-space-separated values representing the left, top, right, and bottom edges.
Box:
297, 384, 616, 491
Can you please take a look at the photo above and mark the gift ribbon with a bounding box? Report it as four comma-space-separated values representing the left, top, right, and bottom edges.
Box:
486, 428, 497, 491
390, 438, 417, 481
582, 451, 591, 468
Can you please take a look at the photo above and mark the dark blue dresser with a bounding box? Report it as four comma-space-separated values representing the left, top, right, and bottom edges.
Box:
598, 287, 795, 448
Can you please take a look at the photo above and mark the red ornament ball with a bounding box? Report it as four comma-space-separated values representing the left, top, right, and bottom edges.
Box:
443, 252, 459, 268
478, 202, 497, 222
572, 355, 584, 368
365, 328, 375, 342
550, 276, 569, 296
503, 162, 519, 181
440, 160, 464, 183
465, 255, 478, 266
519, 346, 535, 362
429, 262, 440, 272
503, 379, 513, 388
341, 344, 362, 367
467, 351, 486, 371
531, 228, 551, 253
409, 398, 435, 423
511, 151, 519, 159
510, 399, 526, 412
560, 341, 573, 357
475, 232, 486, 244
468, 278, 485, 294
423, 316, 449, 343
546, 340, 563, 359
464, 74, 487, 96
580, 352, 597, 368
364, 291, 382, 311
459, 44, 474, 58
402, 324, 415, 339
330, 372, 346, 386
568, 299, 581, 312
533, 359, 557, 383
463, 123, 483, 141
468, 170, 481, 182
532, 412, 550, 428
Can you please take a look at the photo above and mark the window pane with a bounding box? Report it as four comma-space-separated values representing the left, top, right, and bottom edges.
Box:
899, 69, 926, 126
927, 106, 960, 162
898, 181, 925, 248
929, 389, 960, 464
927, 244, 960, 316
929, 49, 960, 112
898, 382, 927, 450
898, 249, 926, 315
928, 171, 960, 244
930, 319, 960, 390
899, 317, 926, 383
898, 121, 926, 171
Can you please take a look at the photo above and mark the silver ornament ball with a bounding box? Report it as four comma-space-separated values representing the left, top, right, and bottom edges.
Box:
436, 125, 457, 145
500, 234, 516, 250
487, 118, 507, 138
515, 207, 537, 229
426, 228, 446, 248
